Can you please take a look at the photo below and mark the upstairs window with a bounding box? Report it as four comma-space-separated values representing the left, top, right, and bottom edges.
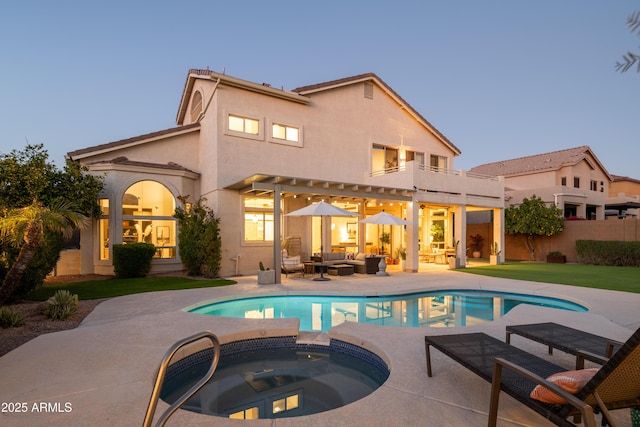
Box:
406, 151, 425, 168
270, 122, 302, 146
430, 155, 448, 172
190, 91, 203, 122
372, 144, 398, 174
590, 180, 597, 191
573, 177, 580, 188
561, 177, 567, 186
229, 114, 259, 135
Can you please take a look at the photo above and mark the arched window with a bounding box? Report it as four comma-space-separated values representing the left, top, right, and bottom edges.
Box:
190, 91, 203, 122
121, 181, 177, 259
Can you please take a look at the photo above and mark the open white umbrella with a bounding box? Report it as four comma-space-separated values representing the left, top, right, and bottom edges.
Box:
359, 210, 410, 276
286, 200, 358, 218
286, 201, 358, 280
359, 211, 409, 226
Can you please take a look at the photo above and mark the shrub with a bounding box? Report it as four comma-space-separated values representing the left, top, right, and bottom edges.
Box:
112, 243, 156, 278
44, 290, 78, 320
174, 196, 221, 278
576, 240, 640, 267
0, 307, 27, 328
0, 230, 64, 301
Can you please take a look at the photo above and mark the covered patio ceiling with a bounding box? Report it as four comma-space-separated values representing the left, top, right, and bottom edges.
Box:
225, 174, 414, 202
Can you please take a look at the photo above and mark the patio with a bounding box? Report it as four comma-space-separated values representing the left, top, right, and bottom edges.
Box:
0, 264, 638, 426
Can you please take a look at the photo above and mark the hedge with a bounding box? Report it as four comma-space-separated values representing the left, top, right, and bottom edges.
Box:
576, 240, 640, 267
113, 243, 156, 278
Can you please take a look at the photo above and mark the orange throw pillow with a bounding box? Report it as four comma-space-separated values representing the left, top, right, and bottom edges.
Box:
530, 368, 598, 404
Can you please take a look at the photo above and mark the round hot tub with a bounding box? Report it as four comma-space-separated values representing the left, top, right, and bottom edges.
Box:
160, 336, 389, 419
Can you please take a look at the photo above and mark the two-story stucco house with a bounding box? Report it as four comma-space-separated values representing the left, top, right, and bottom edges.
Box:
470, 146, 611, 220
67, 69, 504, 279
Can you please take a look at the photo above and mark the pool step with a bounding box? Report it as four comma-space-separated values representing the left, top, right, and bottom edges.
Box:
297, 331, 330, 346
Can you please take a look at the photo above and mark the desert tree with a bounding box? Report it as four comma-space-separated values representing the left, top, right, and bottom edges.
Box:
505, 195, 565, 261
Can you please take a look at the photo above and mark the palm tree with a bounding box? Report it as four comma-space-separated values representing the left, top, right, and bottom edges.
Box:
0, 201, 86, 305
616, 11, 640, 73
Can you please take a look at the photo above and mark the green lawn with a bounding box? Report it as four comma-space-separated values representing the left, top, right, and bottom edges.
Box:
459, 262, 640, 293
28, 276, 236, 301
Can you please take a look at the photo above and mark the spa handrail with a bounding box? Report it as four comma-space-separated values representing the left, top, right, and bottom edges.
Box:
143, 331, 221, 427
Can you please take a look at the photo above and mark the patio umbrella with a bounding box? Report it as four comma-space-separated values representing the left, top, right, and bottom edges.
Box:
285, 200, 358, 218
359, 211, 410, 226
285, 201, 358, 253
359, 210, 410, 276
286, 201, 358, 280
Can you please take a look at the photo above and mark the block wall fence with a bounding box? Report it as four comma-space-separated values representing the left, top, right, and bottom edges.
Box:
468, 219, 640, 263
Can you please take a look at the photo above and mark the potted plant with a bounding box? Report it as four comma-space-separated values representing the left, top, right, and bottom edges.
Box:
257, 261, 276, 284
430, 224, 444, 242
546, 251, 566, 264
469, 234, 484, 258
448, 240, 462, 269
396, 247, 406, 270
490, 242, 501, 265
379, 232, 391, 255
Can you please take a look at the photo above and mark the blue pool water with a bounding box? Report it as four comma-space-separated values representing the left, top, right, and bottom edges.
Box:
189, 290, 587, 332
160, 337, 389, 419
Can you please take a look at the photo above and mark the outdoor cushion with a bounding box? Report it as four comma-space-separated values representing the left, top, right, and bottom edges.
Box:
530, 368, 599, 404
355, 253, 366, 260
282, 256, 301, 267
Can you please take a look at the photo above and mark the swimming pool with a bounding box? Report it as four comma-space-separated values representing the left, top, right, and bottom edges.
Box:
188, 290, 587, 332
160, 336, 389, 419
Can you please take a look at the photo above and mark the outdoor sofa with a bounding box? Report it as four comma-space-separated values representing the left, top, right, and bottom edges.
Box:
314, 252, 382, 274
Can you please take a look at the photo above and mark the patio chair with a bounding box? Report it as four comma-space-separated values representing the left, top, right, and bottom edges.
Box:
281, 254, 305, 278
506, 322, 624, 363
425, 328, 640, 427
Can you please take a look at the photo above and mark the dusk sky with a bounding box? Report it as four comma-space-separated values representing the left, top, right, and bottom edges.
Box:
1, 1, 638, 178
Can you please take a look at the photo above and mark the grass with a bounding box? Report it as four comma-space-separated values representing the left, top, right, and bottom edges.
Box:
460, 262, 640, 293
28, 276, 236, 301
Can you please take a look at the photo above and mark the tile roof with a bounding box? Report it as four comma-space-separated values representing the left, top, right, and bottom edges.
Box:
469, 146, 606, 177
612, 174, 640, 184
87, 156, 199, 175
66, 123, 200, 160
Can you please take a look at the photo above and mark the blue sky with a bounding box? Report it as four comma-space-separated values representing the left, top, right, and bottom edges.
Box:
1, 1, 639, 178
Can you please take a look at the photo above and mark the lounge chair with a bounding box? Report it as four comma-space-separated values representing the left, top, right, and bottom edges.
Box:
506, 322, 623, 362
425, 328, 640, 427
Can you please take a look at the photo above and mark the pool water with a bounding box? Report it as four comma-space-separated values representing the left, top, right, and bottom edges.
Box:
189, 290, 587, 332
160, 338, 389, 419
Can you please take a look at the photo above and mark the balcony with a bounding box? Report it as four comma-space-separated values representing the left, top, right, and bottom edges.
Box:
369, 161, 504, 208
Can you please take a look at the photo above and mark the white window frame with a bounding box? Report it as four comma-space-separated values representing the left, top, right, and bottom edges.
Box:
429, 155, 448, 172
243, 196, 275, 245
225, 112, 264, 141
269, 120, 303, 147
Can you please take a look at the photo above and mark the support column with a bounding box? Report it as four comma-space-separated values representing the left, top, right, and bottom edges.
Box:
274, 185, 282, 284
405, 200, 419, 272
493, 207, 505, 264
454, 205, 467, 267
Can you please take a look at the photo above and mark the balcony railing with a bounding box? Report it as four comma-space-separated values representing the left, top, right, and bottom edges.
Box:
369, 161, 504, 205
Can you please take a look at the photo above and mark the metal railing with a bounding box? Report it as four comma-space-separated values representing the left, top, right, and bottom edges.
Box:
143, 331, 221, 427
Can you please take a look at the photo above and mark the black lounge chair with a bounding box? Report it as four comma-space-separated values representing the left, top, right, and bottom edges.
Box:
506, 322, 623, 363
425, 328, 640, 427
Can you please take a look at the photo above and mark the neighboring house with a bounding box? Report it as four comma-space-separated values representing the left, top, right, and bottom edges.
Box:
66, 69, 504, 279
470, 146, 610, 220
606, 175, 640, 218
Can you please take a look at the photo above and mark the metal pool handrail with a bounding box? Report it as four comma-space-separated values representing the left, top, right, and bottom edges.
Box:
143, 331, 221, 427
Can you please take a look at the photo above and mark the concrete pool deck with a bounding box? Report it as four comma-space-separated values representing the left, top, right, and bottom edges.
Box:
0, 264, 638, 426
